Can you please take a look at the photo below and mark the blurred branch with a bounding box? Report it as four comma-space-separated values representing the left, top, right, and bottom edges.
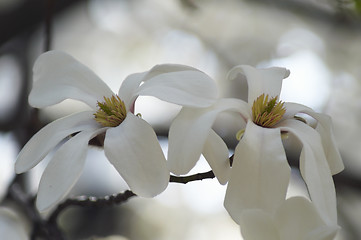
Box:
0, 37, 31, 133
44, 0, 55, 52
246, 0, 361, 28
8, 180, 65, 240
0, 0, 55, 134
0, 0, 86, 47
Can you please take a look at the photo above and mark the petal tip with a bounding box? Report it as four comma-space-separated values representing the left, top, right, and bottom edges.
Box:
35, 196, 54, 213
14, 156, 28, 174
14, 165, 23, 174
284, 69, 290, 78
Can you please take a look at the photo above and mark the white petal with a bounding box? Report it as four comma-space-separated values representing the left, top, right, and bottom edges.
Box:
30, 51, 113, 108
275, 197, 339, 240
224, 121, 290, 224
15, 111, 99, 173
117, 72, 147, 111
282, 103, 344, 175
36, 129, 103, 212
305, 227, 339, 240
240, 209, 279, 240
228, 65, 290, 105
303, 111, 344, 175
279, 119, 337, 225
141, 64, 197, 80
203, 129, 231, 185
104, 113, 169, 197
168, 98, 249, 175
0, 207, 28, 240
135, 64, 218, 107
118, 64, 214, 110
282, 102, 313, 120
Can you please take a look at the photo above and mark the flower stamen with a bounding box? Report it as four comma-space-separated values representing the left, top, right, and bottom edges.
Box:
94, 95, 127, 127
236, 129, 245, 141
252, 93, 286, 128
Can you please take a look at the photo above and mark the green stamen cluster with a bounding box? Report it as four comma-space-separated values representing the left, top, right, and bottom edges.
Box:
94, 95, 127, 127
252, 93, 286, 128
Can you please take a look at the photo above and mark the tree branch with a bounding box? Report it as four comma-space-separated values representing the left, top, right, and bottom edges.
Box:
170, 170, 215, 184
48, 169, 218, 224
8, 154, 360, 239
48, 190, 136, 224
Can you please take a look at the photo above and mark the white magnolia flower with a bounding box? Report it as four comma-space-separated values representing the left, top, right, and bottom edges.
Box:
168, 65, 344, 226
0, 207, 29, 240
240, 197, 339, 240
15, 51, 217, 212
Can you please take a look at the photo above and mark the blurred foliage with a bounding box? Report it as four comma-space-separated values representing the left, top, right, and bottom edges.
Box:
355, 0, 361, 13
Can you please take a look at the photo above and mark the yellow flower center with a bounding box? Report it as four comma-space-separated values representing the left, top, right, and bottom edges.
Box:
251, 93, 286, 128
94, 95, 127, 127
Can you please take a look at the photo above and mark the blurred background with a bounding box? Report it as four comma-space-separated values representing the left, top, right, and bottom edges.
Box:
1, 0, 361, 239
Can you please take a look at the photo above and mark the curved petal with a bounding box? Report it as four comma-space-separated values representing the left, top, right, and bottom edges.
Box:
118, 72, 147, 111
303, 111, 344, 175
141, 64, 198, 80
30, 51, 114, 109
282, 103, 344, 175
282, 102, 313, 120
134, 64, 218, 108
224, 121, 290, 224
36, 128, 104, 212
240, 209, 279, 240
228, 65, 290, 105
15, 111, 99, 173
0, 207, 28, 240
278, 119, 337, 225
203, 129, 231, 185
168, 98, 249, 175
276, 197, 339, 240
104, 113, 169, 197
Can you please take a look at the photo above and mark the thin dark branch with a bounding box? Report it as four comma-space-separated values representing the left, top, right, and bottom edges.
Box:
48, 169, 219, 224
170, 170, 215, 184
